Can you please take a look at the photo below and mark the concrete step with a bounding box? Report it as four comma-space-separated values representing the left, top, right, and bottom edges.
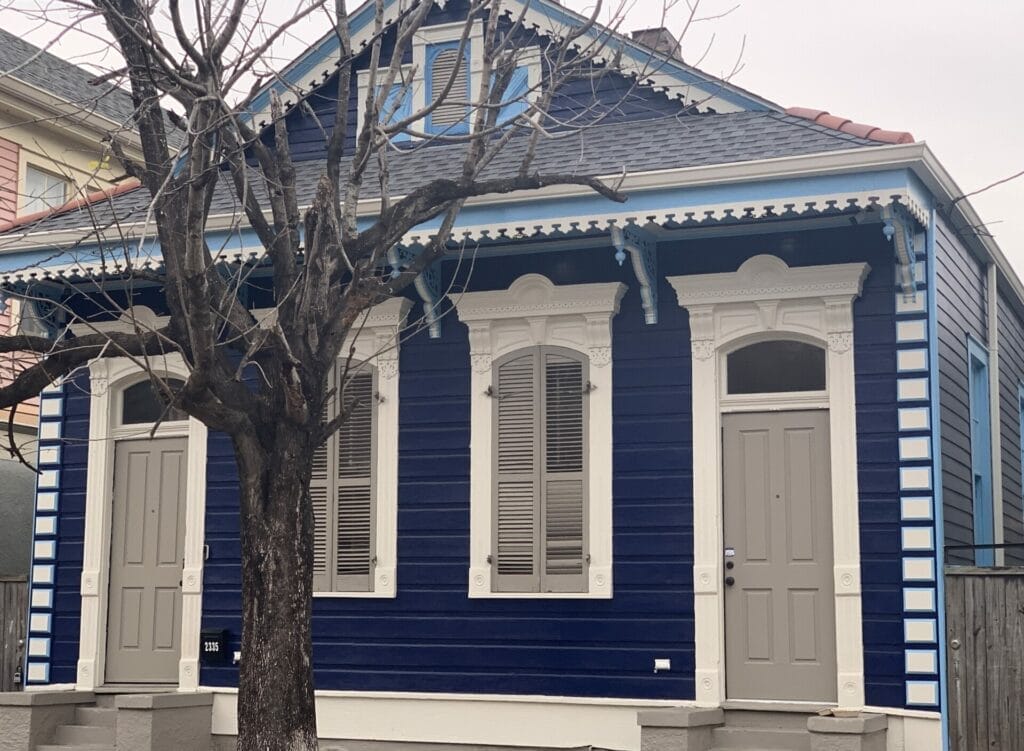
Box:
53, 724, 116, 745
75, 706, 117, 727
711, 725, 811, 751
722, 709, 813, 732
37, 745, 115, 751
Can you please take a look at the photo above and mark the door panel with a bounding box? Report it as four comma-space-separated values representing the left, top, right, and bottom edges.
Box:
105, 438, 187, 684
723, 410, 836, 702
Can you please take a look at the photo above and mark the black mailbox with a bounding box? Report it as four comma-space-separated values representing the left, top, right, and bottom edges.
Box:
200, 629, 231, 665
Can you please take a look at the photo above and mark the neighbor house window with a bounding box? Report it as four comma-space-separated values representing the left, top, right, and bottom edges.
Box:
453, 274, 624, 598
968, 338, 994, 566
23, 165, 69, 215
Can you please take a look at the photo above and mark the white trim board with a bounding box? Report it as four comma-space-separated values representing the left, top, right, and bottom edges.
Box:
202, 688, 942, 751
668, 254, 870, 709
451, 273, 626, 598
75, 354, 208, 691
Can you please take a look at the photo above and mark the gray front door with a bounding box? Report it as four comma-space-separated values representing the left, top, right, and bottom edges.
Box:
722, 410, 837, 702
105, 438, 187, 684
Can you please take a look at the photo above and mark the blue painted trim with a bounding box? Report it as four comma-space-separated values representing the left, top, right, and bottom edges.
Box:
967, 335, 995, 565
926, 203, 950, 749
0, 169, 920, 270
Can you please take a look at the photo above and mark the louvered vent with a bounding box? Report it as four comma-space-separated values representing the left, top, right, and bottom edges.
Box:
430, 47, 467, 128
336, 484, 373, 577
339, 372, 374, 478
544, 354, 584, 472
311, 486, 329, 576
495, 353, 538, 581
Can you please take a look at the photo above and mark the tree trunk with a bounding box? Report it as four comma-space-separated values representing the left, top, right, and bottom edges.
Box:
235, 426, 319, 751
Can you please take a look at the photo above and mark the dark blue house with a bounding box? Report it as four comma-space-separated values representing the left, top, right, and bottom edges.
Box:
0, 1, 1019, 749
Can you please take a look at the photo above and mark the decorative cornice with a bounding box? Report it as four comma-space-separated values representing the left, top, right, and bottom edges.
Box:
670, 254, 870, 309
452, 274, 626, 323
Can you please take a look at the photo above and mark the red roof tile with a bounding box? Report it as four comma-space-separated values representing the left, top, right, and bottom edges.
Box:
785, 107, 914, 145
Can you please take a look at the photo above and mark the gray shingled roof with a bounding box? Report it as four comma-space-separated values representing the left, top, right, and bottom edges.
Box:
0, 28, 140, 127
3, 110, 884, 237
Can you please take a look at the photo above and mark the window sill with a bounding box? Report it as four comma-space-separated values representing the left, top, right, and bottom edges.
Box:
467, 565, 612, 599
313, 590, 396, 599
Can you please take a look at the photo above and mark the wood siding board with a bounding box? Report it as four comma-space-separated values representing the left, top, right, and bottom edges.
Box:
936, 214, 988, 562
46, 227, 907, 706
997, 291, 1024, 563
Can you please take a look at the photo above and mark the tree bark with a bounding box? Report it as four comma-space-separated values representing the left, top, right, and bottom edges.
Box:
235, 426, 319, 751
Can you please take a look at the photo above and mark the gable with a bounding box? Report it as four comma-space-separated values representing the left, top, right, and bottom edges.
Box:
253, 0, 777, 160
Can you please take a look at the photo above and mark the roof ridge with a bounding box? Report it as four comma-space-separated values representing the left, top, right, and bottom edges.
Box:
784, 107, 914, 145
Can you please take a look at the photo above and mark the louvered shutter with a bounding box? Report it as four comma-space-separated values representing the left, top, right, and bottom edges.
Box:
379, 83, 412, 142
311, 365, 377, 593
496, 65, 530, 126
492, 347, 589, 594
311, 394, 333, 593
428, 43, 469, 132
493, 350, 541, 592
540, 350, 587, 593
335, 370, 376, 592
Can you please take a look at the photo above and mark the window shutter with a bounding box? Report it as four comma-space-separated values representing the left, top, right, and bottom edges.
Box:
428, 44, 469, 131
496, 65, 530, 126
335, 369, 377, 592
380, 83, 412, 142
312, 366, 377, 593
493, 351, 541, 592
311, 396, 333, 593
541, 350, 587, 592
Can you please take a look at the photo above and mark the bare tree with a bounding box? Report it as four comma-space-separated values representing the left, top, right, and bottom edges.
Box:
0, 0, 732, 747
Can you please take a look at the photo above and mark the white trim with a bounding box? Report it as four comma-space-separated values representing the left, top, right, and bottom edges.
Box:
208, 689, 666, 751
75, 353, 208, 692
313, 296, 410, 598
668, 254, 870, 709
199, 686, 942, 751
452, 274, 626, 598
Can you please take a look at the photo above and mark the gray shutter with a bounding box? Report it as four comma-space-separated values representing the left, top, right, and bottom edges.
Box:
430, 47, 468, 128
493, 350, 541, 592
335, 369, 377, 592
311, 395, 333, 593
540, 349, 588, 593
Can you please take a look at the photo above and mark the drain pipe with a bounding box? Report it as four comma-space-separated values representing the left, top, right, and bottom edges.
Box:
988, 262, 1005, 565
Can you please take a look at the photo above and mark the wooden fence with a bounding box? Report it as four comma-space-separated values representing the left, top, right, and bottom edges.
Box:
0, 577, 27, 692
945, 567, 1024, 751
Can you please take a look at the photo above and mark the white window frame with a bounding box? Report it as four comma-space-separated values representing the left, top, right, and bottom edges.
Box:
306, 296, 410, 598
22, 163, 69, 215
452, 274, 626, 599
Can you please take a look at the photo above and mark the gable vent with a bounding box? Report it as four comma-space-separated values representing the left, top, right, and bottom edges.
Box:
430, 47, 468, 128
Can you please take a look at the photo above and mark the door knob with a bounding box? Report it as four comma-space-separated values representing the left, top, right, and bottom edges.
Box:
724, 576, 735, 587
725, 560, 734, 570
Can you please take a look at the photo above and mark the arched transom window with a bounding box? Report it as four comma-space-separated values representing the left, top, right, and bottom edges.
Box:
726, 339, 826, 395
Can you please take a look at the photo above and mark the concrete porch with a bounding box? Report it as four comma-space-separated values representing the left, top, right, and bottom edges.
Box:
0, 691, 213, 751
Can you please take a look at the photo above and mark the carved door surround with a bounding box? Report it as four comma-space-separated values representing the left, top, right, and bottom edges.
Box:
668, 254, 871, 708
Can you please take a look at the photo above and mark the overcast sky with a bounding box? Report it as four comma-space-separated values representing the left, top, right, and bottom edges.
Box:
3, 1, 1021, 272
591, 0, 1024, 270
